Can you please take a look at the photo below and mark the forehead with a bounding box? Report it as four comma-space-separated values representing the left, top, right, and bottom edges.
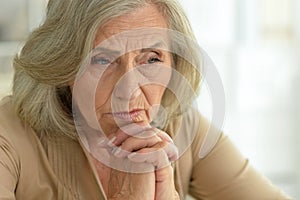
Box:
94, 4, 169, 48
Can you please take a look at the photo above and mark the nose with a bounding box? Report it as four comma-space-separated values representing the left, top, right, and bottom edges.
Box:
113, 53, 142, 101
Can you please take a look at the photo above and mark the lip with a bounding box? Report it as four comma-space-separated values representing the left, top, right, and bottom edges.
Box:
103, 109, 145, 122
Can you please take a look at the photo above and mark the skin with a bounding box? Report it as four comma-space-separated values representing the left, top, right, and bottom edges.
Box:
74, 4, 179, 199
92, 7, 172, 136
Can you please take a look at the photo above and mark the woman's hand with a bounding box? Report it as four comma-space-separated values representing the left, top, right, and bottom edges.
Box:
107, 168, 156, 200
107, 124, 179, 200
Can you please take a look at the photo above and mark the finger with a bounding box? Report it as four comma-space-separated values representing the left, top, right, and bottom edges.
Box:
155, 165, 174, 183
154, 166, 179, 200
163, 142, 179, 162
109, 123, 152, 147
89, 135, 111, 151
151, 141, 178, 162
127, 140, 177, 170
156, 129, 173, 143
112, 135, 163, 158
128, 148, 170, 170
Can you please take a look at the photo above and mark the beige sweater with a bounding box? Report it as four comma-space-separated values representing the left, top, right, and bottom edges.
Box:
0, 97, 291, 200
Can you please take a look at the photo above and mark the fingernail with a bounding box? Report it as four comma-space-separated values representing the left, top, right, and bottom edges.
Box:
158, 131, 173, 143
97, 138, 106, 145
166, 134, 173, 143
128, 152, 137, 159
108, 136, 116, 147
112, 147, 122, 156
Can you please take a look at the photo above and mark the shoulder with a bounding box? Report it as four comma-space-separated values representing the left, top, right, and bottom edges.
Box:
0, 97, 19, 141
0, 97, 22, 190
0, 97, 28, 143
0, 97, 38, 161
0, 96, 49, 176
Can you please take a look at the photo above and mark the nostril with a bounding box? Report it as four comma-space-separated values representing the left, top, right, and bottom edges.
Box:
113, 69, 143, 100
114, 86, 142, 100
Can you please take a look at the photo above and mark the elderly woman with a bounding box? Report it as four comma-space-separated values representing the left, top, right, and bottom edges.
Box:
0, 0, 290, 199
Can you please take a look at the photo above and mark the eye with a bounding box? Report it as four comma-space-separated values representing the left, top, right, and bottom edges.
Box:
148, 56, 162, 64
144, 51, 163, 64
91, 54, 112, 66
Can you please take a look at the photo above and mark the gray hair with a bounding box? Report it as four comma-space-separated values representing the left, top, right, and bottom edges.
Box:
12, 0, 200, 139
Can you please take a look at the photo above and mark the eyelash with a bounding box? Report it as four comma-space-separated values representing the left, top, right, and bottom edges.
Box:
91, 56, 112, 65
147, 53, 162, 64
143, 51, 163, 64
91, 51, 163, 66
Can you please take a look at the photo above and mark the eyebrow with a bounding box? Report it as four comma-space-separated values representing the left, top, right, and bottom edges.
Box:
92, 47, 121, 55
141, 41, 169, 52
92, 41, 169, 55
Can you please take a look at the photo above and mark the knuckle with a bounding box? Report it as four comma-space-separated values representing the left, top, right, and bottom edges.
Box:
160, 140, 169, 147
120, 140, 132, 151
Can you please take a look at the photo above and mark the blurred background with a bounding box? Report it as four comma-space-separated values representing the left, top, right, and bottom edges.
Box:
182, 0, 300, 199
0, 0, 299, 199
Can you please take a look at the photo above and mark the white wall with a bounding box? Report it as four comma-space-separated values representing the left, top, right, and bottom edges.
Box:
181, 0, 299, 198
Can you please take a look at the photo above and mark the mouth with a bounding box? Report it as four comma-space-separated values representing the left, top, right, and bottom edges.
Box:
103, 109, 146, 123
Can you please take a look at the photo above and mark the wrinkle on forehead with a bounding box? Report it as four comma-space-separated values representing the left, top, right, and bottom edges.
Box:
94, 4, 168, 47
93, 29, 170, 54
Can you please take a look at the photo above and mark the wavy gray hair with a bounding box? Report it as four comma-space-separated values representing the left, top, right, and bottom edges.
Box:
12, 0, 200, 139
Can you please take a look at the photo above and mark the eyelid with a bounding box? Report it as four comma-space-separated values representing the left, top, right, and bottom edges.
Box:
91, 53, 117, 62
92, 52, 111, 58
146, 51, 161, 58
149, 51, 163, 60
91, 55, 117, 68
145, 48, 161, 55
137, 51, 159, 62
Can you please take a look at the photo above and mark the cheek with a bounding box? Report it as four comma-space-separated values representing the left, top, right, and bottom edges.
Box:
71, 71, 103, 129
143, 66, 172, 104
94, 70, 118, 107
141, 84, 167, 105
95, 81, 112, 107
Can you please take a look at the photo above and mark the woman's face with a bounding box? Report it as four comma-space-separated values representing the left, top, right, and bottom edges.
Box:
79, 5, 173, 135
